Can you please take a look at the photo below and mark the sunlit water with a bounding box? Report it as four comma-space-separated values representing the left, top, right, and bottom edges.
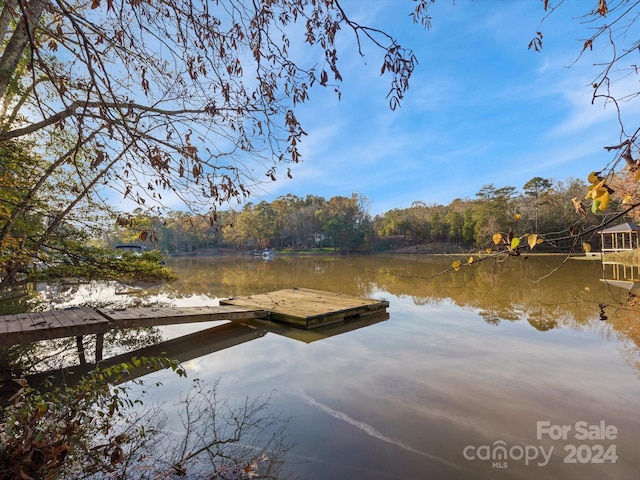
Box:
32, 255, 640, 478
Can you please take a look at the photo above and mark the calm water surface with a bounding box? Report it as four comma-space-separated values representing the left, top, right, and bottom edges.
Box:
43, 255, 640, 479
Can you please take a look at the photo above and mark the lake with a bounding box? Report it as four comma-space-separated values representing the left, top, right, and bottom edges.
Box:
33, 254, 640, 479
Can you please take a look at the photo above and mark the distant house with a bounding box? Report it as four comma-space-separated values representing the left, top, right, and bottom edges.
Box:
312, 232, 325, 247
598, 222, 640, 253
114, 244, 145, 255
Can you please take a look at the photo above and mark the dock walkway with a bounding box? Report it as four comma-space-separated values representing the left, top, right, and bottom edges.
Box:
0, 288, 389, 347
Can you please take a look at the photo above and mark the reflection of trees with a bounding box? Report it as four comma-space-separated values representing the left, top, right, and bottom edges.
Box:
607, 302, 640, 371
368, 256, 618, 328
165, 256, 373, 299
527, 310, 558, 332
163, 255, 633, 335
2, 327, 165, 378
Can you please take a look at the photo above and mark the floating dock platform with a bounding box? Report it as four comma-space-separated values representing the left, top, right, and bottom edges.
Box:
221, 288, 389, 329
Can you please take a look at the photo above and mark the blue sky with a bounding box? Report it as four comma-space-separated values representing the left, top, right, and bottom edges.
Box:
244, 0, 631, 215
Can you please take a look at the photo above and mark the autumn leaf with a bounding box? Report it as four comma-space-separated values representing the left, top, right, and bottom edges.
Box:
571, 197, 586, 217
582, 242, 592, 253
589, 186, 606, 200
510, 237, 520, 250
514, 213, 521, 221
622, 194, 633, 204
492, 233, 503, 245
451, 260, 461, 272
110, 445, 124, 465
597, 190, 610, 210
468, 256, 474, 265
527, 234, 538, 250
588, 171, 601, 184
597, 0, 608, 16
485, 248, 491, 254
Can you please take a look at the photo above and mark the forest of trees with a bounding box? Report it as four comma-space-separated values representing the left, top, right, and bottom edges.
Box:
105, 176, 618, 255
2, 0, 640, 288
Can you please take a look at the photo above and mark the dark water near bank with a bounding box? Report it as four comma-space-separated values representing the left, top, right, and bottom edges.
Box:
37, 255, 640, 478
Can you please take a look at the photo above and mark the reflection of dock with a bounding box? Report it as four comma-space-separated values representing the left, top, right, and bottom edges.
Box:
601, 262, 640, 292
245, 311, 389, 344
25, 321, 267, 387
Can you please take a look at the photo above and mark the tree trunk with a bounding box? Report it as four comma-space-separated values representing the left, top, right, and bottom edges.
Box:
0, 0, 46, 100
0, 0, 19, 41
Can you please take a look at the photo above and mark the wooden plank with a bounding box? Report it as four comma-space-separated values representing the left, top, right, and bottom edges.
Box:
0, 314, 21, 335
98, 305, 267, 329
3, 311, 54, 335
0, 308, 109, 346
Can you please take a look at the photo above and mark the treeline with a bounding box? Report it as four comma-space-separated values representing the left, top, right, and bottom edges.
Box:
108, 177, 613, 254
110, 193, 372, 254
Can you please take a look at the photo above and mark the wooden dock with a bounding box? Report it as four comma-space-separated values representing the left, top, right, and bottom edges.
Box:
0, 307, 110, 345
0, 288, 388, 347
0, 305, 266, 347
97, 305, 269, 329
222, 288, 389, 329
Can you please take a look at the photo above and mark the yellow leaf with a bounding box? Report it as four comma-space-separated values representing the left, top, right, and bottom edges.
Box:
582, 242, 592, 253
468, 256, 474, 265
486, 248, 492, 254
587, 171, 600, 184
527, 234, 538, 249
590, 187, 607, 200
514, 213, 521, 221
598, 190, 610, 210
536, 238, 544, 245
622, 194, 633, 204
510, 237, 520, 250
492, 233, 503, 245
451, 260, 461, 272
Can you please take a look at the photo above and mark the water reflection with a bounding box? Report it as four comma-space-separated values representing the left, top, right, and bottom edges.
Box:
10, 255, 640, 479
601, 260, 640, 292
24, 255, 639, 371
24, 310, 390, 388
164, 254, 621, 331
